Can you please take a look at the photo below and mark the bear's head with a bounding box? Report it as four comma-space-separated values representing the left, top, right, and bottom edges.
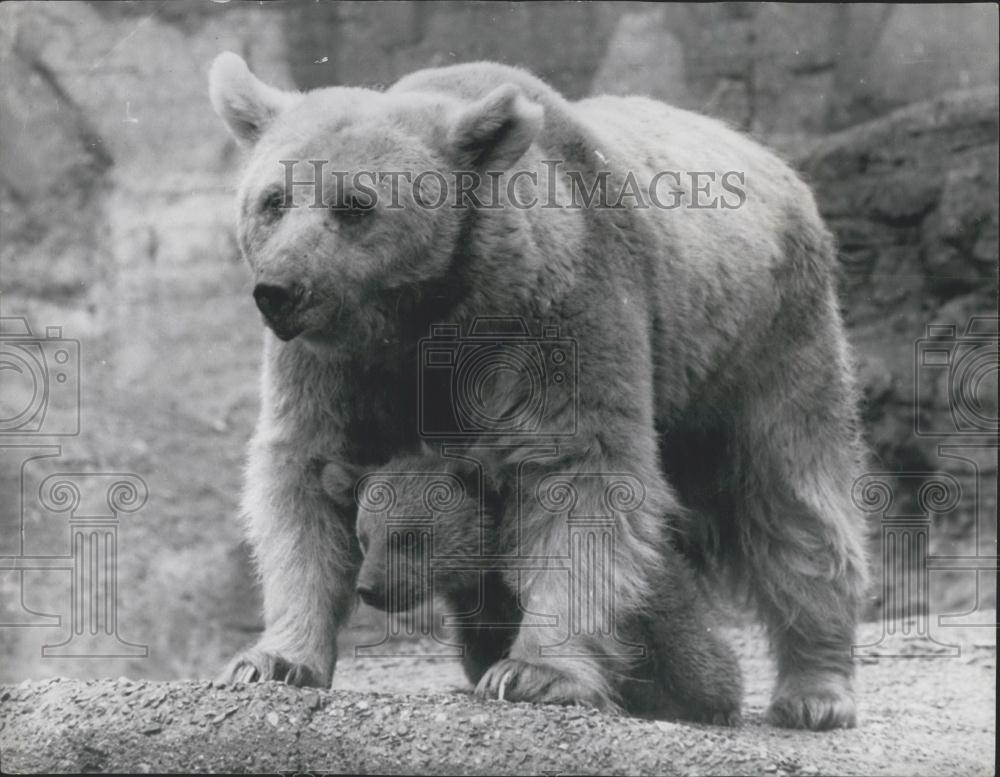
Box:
208, 53, 544, 346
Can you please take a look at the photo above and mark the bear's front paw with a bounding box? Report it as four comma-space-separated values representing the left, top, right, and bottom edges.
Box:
701, 707, 743, 727
767, 675, 856, 730
475, 658, 613, 709
217, 646, 327, 688
686, 678, 743, 727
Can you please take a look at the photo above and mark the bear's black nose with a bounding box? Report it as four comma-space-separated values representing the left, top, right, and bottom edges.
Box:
253, 282, 301, 321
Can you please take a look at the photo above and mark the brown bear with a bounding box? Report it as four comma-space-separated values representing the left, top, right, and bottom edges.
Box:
209, 52, 868, 730
352, 454, 743, 725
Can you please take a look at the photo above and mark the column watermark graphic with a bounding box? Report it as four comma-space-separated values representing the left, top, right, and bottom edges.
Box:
851, 472, 963, 657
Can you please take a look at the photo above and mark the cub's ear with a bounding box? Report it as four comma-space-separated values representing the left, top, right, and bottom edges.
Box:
208, 52, 298, 146
447, 84, 543, 170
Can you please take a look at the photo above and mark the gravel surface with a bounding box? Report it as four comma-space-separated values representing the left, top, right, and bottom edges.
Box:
0, 618, 994, 775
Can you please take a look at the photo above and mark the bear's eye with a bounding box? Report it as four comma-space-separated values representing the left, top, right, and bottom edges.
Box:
331, 192, 375, 225
259, 188, 288, 221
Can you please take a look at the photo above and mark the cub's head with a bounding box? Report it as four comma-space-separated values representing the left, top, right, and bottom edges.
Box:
352, 465, 487, 612
208, 52, 543, 345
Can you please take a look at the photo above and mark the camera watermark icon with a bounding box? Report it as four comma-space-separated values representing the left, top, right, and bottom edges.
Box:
0, 470, 149, 658
851, 472, 963, 658
914, 316, 998, 437
418, 318, 578, 438
0, 317, 80, 437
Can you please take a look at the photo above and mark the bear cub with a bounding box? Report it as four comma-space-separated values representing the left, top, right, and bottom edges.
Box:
350, 454, 743, 724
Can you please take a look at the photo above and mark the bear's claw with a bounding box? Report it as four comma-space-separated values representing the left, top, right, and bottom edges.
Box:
217, 647, 325, 688
475, 658, 610, 709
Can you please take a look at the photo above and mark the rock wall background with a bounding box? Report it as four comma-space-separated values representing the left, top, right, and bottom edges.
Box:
0, 1, 996, 684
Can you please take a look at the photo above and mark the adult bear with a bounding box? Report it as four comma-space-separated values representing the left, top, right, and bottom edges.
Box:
209, 53, 868, 730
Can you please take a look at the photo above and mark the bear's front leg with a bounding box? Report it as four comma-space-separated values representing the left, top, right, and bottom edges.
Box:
217, 443, 360, 688
475, 465, 673, 712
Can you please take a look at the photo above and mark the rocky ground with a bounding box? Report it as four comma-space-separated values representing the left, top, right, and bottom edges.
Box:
1, 617, 994, 775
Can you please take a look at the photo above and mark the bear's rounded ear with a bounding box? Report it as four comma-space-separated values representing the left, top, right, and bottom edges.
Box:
208, 52, 298, 146
447, 84, 543, 171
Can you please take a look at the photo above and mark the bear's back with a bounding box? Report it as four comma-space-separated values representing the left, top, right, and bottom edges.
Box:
389, 62, 603, 164
390, 63, 815, 211
390, 61, 568, 108
387, 63, 832, 352
575, 94, 815, 217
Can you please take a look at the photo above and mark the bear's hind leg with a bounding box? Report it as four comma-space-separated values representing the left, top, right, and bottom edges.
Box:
620, 555, 744, 725
746, 477, 867, 730
732, 314, 869, 730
